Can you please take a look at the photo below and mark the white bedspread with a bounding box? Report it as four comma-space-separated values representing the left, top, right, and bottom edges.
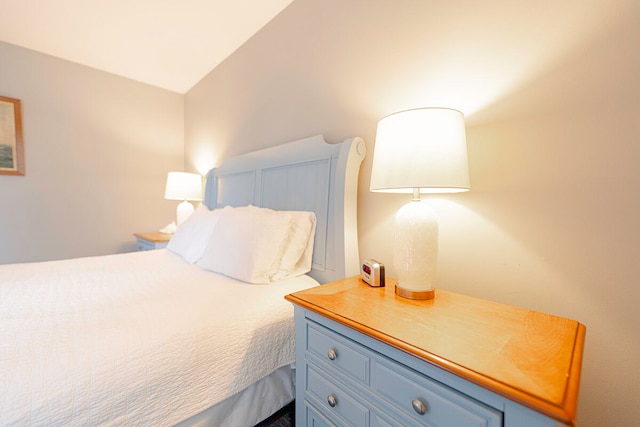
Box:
0, 250, 317, 426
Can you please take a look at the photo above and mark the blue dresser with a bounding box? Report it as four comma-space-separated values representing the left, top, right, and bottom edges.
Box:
286, 276, 585, 427
134, 231, 172, 251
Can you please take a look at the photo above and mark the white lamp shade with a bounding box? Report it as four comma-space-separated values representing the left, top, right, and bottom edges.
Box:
370, 108, 470, 194
164, 172, 203, 201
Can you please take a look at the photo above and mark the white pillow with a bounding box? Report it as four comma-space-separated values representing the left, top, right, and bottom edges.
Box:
234, 206, 317, 280
275, 210, 317, 280
167, 205, 222, 263
197, 206, 293, 283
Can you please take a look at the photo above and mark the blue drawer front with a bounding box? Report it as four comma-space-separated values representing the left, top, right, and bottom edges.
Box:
307, 322, 370, 385
372, 361, 502, 427
305, 402, 337, 427
306, 364, 370, 427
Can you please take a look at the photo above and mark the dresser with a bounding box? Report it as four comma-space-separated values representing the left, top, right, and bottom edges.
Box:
133, 231, 172, 251
285, 276, 585, 427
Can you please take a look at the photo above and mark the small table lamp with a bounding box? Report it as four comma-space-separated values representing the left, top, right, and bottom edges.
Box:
370, 108, 469, 300
164, 171, 203, 226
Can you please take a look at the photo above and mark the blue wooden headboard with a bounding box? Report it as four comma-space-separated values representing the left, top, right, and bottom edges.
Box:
203, 135, 366, 284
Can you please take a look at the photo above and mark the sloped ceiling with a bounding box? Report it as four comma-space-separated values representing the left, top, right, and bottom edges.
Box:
0, 0, 294, 93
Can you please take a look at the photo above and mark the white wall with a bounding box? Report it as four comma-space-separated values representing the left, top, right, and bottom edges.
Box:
0, 41, 184, 263
185, 0, 640, 425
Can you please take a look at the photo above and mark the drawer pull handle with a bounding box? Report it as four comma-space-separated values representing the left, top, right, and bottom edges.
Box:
412, 399, 427, 415
327, 394, 338, 408
327, 348, 337, 361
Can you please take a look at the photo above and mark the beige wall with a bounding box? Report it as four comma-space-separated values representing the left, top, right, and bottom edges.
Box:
185, 0, 640, 425
0, 41, 184, 263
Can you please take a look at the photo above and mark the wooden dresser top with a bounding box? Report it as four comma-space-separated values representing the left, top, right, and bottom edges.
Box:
133, 231, 172, 242
286, 276, 585, 426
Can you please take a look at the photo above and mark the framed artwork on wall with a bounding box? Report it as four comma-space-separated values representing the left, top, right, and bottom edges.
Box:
0, 96, 25, 176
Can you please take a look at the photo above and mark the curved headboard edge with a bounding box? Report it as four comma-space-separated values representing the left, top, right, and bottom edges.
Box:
334, 136, 366, 279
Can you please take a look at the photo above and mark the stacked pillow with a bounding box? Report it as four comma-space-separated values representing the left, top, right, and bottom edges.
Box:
167, 205, 316, 284
166, 205, 223, 263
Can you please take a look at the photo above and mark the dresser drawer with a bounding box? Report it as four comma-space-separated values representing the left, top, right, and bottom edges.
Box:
306, 364, 370, 426
372, 361, 502, 427
135, 238, 168, 251
305, 402, 337, 427
136, 239, 157, 251
307, 322, 370, 385
370, 414, 395, 427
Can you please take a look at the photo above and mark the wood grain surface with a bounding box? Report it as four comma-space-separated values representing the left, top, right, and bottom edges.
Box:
286, 276, 585, 425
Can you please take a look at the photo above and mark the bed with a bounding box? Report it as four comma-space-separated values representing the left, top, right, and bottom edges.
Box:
0, 134, 366, 427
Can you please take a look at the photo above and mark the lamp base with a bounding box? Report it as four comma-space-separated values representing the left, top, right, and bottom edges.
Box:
395, 284, 435, 300
393, 199, 439, 301
176, 200, 195, 226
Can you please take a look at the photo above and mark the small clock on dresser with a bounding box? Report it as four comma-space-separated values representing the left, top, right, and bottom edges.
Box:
285, 276, 585, 427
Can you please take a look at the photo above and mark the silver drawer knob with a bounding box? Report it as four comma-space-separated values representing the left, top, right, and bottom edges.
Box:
327, 394, 338, 407
412, 399, 427, 415
327, 348, 337, 360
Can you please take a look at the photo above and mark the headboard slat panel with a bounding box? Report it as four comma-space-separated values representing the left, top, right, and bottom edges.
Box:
203, 135, 365, 283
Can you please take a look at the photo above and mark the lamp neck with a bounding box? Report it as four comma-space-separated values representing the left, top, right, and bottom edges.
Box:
411, 188, 421, 202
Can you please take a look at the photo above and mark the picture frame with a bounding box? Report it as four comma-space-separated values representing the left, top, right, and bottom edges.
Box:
0, 96, 25, 176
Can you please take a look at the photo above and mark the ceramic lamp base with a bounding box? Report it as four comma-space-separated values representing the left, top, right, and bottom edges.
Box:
176, 200, 195, 226
393, 199, 439, 300
395, 284, 435, 300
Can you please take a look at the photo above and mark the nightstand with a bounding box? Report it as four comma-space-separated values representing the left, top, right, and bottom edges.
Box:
285, 276, 585, 427
134, 231, 172, 251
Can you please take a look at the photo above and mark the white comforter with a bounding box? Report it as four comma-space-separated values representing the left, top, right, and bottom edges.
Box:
0, 250, 317, 426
